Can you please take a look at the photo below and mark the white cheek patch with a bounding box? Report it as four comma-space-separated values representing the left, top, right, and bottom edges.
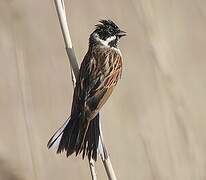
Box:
96, 35, 117, 46
105, 35, 116, 44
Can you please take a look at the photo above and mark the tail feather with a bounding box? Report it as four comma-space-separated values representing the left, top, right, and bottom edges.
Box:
57, 114, 81, 155
77, 114, 100, 160
47, 118, 70, 149
47, 113, 107, 161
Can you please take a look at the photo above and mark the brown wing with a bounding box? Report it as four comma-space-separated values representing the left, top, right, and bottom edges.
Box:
71, 48, 122, 121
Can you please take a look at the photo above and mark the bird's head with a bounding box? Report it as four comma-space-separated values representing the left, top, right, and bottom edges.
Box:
90, 20, 126, 48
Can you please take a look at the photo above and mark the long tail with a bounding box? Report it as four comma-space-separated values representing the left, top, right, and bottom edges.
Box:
47, 113, 107, 161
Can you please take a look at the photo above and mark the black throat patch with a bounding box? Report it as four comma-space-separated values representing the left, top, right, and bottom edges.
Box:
108, 38, 118, 48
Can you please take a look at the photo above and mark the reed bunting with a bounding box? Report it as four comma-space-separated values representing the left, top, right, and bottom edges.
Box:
47, 20, 126, 161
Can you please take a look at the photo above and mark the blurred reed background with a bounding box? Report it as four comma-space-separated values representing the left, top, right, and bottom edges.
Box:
0, 0, 206, 179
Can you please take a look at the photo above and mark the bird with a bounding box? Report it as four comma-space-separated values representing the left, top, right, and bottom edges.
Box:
47, 19, 126, 161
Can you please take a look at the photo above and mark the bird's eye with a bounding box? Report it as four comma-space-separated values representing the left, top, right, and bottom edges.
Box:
108, 29, 114, 34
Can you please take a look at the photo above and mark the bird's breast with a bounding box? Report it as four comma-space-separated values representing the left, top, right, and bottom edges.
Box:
92, 46, 122, 77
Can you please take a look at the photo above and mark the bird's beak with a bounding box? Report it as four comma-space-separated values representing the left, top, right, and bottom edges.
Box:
117, 30, 126, 38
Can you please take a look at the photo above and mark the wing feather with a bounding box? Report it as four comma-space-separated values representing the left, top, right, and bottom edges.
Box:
71, 48, 122, 121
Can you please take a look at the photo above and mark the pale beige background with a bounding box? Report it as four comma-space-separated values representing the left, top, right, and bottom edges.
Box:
0, 0, 206, 180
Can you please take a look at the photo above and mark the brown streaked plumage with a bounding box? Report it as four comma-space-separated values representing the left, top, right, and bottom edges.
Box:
47, 19, 126, 161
